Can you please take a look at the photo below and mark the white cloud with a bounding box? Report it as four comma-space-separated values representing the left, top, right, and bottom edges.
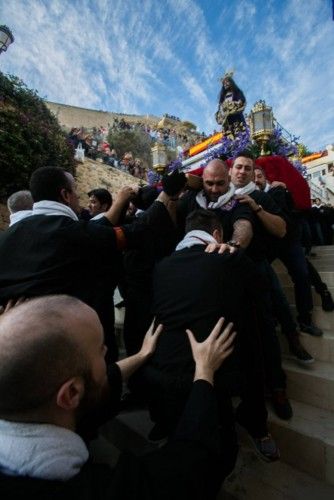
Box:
0, 0, 333, 149
234, 0, 256, 22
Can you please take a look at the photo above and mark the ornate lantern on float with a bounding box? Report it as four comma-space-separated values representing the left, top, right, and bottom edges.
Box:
0, 25, 14, 55
249, 100, 274, 155
151, 143, 167, 174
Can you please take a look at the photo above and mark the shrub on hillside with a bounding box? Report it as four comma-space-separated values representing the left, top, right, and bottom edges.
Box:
0, 72, 75, 199
107, 128, 152, 169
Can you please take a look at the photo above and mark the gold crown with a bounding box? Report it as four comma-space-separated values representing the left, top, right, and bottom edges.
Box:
220, 69, 234, 83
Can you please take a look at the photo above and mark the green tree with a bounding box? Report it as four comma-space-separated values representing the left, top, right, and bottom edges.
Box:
0, 72, 75, 199
180, 120, 197, 131
297, 143, 313, 157
107, 128, 153, 168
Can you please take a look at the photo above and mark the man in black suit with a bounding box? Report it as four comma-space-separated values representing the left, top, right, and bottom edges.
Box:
0, 167, 175, 363
135, 209, 279, 463
0, 295, 237, 500
177, 158, 254, 248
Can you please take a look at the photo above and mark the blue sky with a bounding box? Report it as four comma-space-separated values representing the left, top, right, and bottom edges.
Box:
1, 0, 334, 150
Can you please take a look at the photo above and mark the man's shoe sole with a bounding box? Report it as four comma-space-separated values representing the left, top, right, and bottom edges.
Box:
288, 353, 315, 365
245, 433, 280, 463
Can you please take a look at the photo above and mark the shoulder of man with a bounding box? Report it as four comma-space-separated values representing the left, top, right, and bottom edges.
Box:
250, 190, 282, 214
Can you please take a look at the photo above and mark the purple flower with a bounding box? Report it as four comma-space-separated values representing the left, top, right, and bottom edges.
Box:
147, 169, 161, 186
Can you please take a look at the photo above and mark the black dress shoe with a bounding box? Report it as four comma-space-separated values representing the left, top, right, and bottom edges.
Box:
271, 389, 293, 420
299, 322, 323, 337
320, 290, 334, 312
289, 340, 314, 364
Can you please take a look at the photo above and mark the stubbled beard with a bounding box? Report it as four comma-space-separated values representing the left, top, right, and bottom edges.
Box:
76, 372, 108, 421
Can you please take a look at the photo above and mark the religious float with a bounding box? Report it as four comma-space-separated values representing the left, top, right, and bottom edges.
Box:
149, 72, 310, 211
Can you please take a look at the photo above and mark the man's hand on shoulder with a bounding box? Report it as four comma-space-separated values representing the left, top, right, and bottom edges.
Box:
205, 242, 238, 254
235, 194, 258, 211
186, 318, 236, 385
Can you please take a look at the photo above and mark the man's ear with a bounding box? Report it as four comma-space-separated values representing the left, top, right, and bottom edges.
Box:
213, 228, 223, 244
60, 188, 70, 206
56, 377, 85, 411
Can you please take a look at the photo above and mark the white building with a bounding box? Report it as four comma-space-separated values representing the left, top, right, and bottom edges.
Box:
303, 145, 334, 204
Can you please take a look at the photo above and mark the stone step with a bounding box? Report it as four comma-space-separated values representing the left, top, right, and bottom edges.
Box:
93, 400, 334, 495
282, 285, 334, 307
276, 271, 334, 287
280, 330, 334, 363
309, 246, 334, 255
273, 260, 334, 273
288, 304, 334, 331
283, 358, 334, 412
223, 444, 334, 499
268, 399, 334, 486
307, 255, 334, 263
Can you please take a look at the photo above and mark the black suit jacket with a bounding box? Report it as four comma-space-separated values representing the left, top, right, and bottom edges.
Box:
149, 245, 264, 385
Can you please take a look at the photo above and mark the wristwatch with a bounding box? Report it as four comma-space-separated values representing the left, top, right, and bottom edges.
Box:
254, 205, 263, 213
227, 240, 240, 248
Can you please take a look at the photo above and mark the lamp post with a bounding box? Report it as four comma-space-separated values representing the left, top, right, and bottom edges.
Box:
151, 143, 167, 174
0, 25, 14, 54
249, 100, 274, 155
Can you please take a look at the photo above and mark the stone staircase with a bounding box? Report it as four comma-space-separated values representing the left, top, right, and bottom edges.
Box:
90, 246, 334, 499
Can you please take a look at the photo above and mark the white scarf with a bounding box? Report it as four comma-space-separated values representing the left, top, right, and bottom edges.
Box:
32, 201, 79, 221
196, 183, 235, 209
234, 181, 256, 196
176, 230, 217, 251
9, 210, 33, 227
90, 212, 106, 221
0, 420, 89, 481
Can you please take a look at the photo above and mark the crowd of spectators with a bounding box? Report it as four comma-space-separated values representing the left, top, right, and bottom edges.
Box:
66, 116, 207, 180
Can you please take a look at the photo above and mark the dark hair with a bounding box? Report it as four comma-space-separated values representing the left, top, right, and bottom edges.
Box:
30, 166, 72, 202
232, 150, 255, 164
131, 186, 158, 210
185, 209, 222, 235
254, 166, 266, 177
88, 188, 112, 209
219, 77, 246, 105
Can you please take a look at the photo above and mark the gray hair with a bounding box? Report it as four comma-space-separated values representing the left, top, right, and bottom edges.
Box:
7, 190, 33, 214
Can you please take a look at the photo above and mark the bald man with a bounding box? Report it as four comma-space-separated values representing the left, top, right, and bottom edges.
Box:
178, 159, 254, 248
0, 295, 236, 500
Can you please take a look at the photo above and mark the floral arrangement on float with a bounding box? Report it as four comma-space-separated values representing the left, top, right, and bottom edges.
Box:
147, 106, 310, 209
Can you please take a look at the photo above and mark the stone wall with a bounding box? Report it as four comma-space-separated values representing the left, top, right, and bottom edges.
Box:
45, 101, 160, 130
75, 159, 145, 207
0, 160, 144, 231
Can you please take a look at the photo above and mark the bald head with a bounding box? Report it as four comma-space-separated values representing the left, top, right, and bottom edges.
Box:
0, 296, 99, 416
203, 159, 228, 177
203, 159, 230, 202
